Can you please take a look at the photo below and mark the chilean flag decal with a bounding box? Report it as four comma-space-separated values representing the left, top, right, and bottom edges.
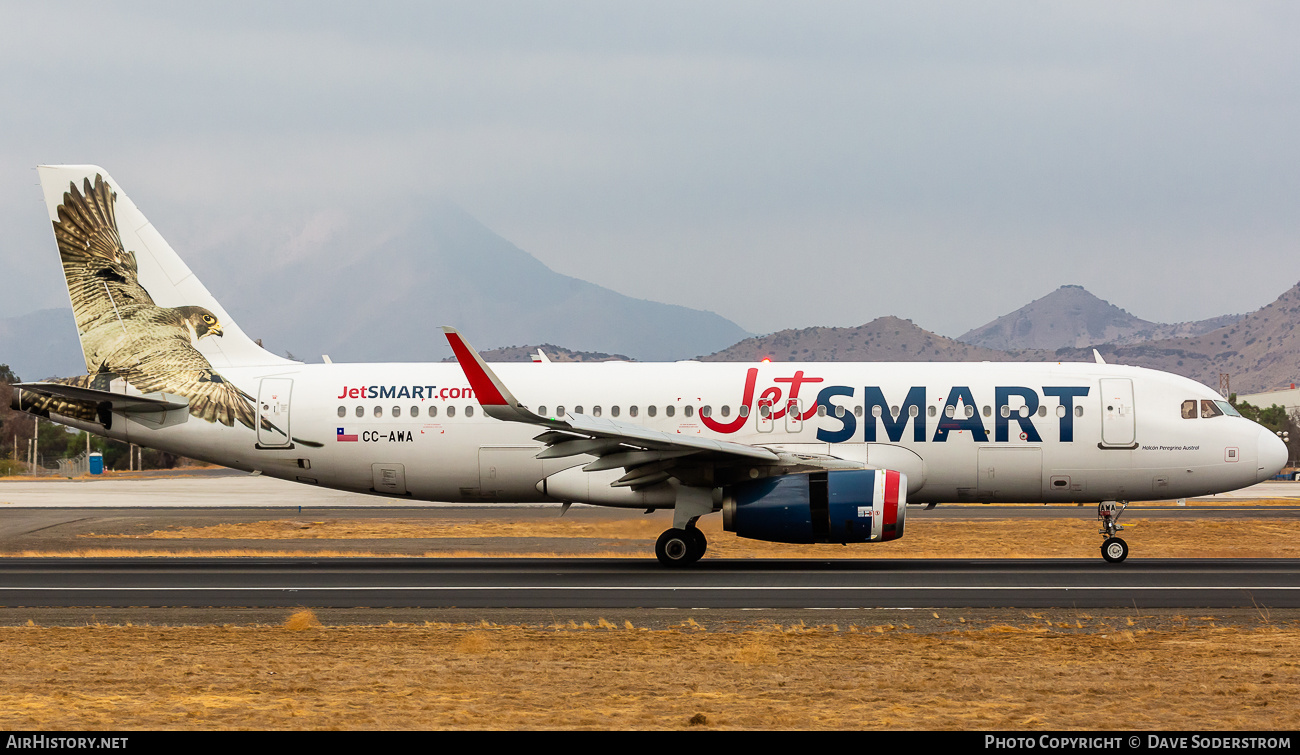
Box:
337, 427, 358, 442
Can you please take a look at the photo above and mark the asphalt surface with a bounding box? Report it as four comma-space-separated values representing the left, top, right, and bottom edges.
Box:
2, 557, 1298, 609
3, 474, 1298, 616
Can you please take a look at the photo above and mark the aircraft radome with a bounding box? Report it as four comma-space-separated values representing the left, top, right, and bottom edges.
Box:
13, 165, 1288, 565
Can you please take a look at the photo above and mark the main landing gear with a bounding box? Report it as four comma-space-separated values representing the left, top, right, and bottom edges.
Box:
654, 486, 715, 566
1097, 500, 1129, 563
655, 526, 707, 567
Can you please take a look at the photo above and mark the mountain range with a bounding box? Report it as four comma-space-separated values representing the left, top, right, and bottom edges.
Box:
1, 199, 1297, 394
696, 282, 1300, 394
0, 203, 748, 380
464, 280, 1300, 395
958, 285, 1242, 350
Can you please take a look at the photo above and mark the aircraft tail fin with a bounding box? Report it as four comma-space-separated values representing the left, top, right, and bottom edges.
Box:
36, 165, 292, 371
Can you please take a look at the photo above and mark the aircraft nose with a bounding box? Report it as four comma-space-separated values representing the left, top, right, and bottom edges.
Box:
1257, 426, 1289, 481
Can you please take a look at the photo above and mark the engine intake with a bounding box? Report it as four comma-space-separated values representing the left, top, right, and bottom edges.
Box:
722, 469, 907, 544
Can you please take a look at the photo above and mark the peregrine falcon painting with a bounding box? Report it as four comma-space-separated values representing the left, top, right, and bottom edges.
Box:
27, 175, 262, 429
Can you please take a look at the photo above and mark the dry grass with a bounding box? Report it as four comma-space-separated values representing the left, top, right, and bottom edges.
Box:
56, 517, 1300, 559
5, 548, 653, 558
99, 517, 686, 541
0, 619, 1296, 729
282, 610, 321, 631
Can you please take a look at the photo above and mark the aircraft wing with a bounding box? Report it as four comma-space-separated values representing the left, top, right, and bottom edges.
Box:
443, 328, 847, 490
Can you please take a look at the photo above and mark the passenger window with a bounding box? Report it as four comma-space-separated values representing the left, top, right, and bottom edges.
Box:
983, 405, 992, 417
891, 405, 900, 418
374, 406, 383, 418
1037, 406, 1046, 417
593, 406, 602, 417
928, 406, 936, 418
872, 406, 882, 418
836, 405, 846, 418
392, 406, 401, 418
1000, 406, 1011, 418
630, 406, 639, 417
666, 406, 675, 418
556, 406, 565, 418
944, 405, 955, 418
447, 406, 456, 418
411, 406, 420, 417
817, 405, 827, 417
1201, 400, 1223, 418
466, 406, 474, 417
647, 405, 656, 417
611, 406, 620, 417
1182, 400, 1198, 419
337, 406, 346, 418
739, 405, 750, 418
759, 405, 770, 419
701, 406, 711, 417
356, 406, 364, 418
1056, 405, 1066, 418
428, 406, 438, 418
1074, 406, 1083, 417
574, 406, 583, 415
908, 405, 918, 418
855, 406, 863, 418
685, 406, 694, 417
538, 406, 547, 416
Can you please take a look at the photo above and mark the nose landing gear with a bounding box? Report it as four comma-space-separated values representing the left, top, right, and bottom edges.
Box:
1097, 500, 1129, 563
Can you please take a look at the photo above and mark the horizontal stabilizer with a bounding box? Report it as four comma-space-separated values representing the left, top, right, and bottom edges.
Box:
16, 382, 189, 414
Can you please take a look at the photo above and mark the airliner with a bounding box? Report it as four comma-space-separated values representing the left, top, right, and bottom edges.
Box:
13, 165, 1287, 565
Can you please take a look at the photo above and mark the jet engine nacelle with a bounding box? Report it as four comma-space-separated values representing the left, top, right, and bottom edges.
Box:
722, 469, 907, 544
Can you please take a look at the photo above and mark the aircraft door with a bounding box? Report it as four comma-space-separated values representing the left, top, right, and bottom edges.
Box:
257, 378, 293, 448
1099, 378, 1136, 447
756, 398, 774, 433
785, 399, 803, 433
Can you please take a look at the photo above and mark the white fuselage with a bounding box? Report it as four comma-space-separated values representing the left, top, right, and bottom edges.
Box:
57, 359, 1283, 506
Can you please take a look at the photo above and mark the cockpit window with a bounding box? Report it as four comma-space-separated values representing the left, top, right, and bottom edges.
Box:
1200, 399, 1224, 418
1215, 400, 1241, 418
1181, 400, 1197, 419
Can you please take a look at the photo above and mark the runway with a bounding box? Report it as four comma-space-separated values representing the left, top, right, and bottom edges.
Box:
3, 475, 1297, 614
3, 557, 1298, 609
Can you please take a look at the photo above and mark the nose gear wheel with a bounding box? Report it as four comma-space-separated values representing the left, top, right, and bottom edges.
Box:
1101, 536, 1129, 563
1097, 501, 1129, 563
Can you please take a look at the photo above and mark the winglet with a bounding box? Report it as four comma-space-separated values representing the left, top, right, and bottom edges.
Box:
442, 327, 550, 424
1093, 348, 1107, 365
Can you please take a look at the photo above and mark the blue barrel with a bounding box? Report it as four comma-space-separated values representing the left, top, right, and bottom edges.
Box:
88, 452, 103, 475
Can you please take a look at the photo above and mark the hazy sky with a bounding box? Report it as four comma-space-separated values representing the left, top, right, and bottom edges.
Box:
2, 1, 1297, 338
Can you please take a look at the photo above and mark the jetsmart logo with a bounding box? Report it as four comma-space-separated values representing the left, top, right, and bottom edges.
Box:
336, 385, 474, 400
